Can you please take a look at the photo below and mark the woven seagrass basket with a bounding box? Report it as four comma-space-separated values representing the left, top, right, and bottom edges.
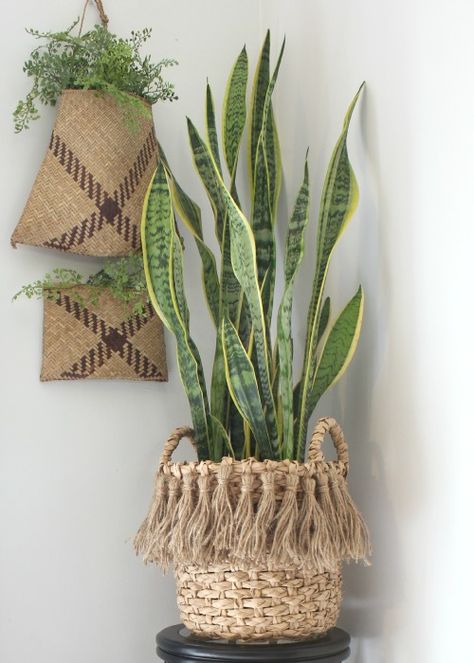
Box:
11, 89, 158, 256
135, 418, 370, 641
41, 285, 167, 382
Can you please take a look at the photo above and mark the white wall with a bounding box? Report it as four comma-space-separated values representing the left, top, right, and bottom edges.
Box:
1, 2, 473, 662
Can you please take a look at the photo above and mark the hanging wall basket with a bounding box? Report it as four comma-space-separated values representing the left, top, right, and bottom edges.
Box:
41, 285, 167, 381
135, 419, 370, 641
11, 89, 158, 256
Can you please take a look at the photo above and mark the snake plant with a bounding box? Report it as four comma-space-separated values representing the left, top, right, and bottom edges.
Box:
142, 32, 364, 462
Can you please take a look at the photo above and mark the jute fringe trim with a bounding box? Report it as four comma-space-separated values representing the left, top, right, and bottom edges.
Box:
134, 420, 371, 573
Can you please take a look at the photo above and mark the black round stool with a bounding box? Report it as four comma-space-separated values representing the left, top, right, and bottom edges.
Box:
156, 625, 351, 663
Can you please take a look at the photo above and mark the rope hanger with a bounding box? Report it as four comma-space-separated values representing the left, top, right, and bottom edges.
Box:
78, 0, 109, 36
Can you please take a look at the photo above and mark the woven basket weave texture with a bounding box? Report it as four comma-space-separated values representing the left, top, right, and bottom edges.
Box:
135, 419, 370, 641
11, 89, 157, 256
175, 563, 342, 641
41, 285, 167, 382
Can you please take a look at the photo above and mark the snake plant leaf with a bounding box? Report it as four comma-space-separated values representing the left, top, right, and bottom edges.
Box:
210, 333, 229, 459
222, 317, 275, 459
155, 140, 221, 326
187, 117, 227, 245
254, 38, 284, 214
296, 84, 364, 460
225, 182, 279, 449
248, 30, 270, 191
306, 286, 364, 432
187, 119, 243, 326
169, 176, 220, 326
209, 413, 235, 459
172, 232, 190, 331
188, 118, 278, 449
220, 206, 243, 323
277, 158, 310, 458
223, 46, 248, 179
251, 38, 285, 318
253, 138, 274, 292
141, 164, 210, 459
265, 107, 282, 218
206, 82, 222, 175
317, 296, 331, 346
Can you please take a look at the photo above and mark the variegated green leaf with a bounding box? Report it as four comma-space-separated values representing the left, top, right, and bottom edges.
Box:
296, 84, 364, 460
141, 164, 210, 459
169, 176, 220, 326
277, 159, 310, 458
225, 181, 279, 450
206, 82, 222, 175
220, 213, 242, 323
251, 38, 285, 319
317, 296, 331, 346
265, 107, 282, 217
222, 317, 275, 459
248, 30, 270, 191
210, 333, 229, 459
172, 232, 190, 330
253, 139, 274, 290
210, 413, 235, 459
223, 46, 248, 178
306, 286, 364, 428
187, 117, 227, 245
187, 120, 278, 450
188, 119, 242, 325
155, 141, 221, 326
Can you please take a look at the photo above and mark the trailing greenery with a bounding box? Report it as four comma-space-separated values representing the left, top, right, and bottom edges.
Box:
14, 21, 177, 132
142, 31, 364, 462
14, 255, 150, 317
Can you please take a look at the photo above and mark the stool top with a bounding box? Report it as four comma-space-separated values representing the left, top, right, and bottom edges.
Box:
156, 624, 350, 662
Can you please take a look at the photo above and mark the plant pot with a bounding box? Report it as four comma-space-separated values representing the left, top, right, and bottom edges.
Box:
135, 418, 370, 641
11, 89, 158, 256
41, 285, 167, 382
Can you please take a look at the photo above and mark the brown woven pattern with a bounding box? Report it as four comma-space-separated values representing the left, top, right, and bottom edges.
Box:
175, 564, 342, 641
41, 285, 167, 381
11, 90, 157, 256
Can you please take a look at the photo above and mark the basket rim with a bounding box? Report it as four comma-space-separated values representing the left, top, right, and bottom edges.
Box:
60, 87, 152, 108
160, 456, 348, 478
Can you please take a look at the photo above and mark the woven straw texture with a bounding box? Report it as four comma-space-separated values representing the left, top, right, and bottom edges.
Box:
135, 418, 370, 641
175, 564, 342, 641
11, 89, 157, 256
41, 285, 167, 382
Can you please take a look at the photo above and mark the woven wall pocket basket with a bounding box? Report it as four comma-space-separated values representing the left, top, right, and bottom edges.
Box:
135, 418, 370, 641
41, 285, 167, 382
11, 89, 158, 256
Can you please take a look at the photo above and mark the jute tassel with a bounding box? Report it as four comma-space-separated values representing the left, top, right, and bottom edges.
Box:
171, 468, 196, 563
297, 473, 332, 572
186, 465, 214, 564
253, 463, 277, 563
333, 472, 371, 562
328, 467, 352, 553
133, 473, 167, 558
271, 464, 299, 564
234, 464, 255, 562
147, 475, 180, 567
316, 471, 342, 570
211, 458, 234, 560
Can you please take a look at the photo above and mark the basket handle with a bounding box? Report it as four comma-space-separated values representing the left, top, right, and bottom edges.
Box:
307, 417, 349, 465
79, 0, 109, 36
160, 426, 197, 464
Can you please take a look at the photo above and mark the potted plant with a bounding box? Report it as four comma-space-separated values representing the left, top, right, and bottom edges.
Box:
135, 31, 370, 641
11, 0, 177, 256
14, 256, 167, 381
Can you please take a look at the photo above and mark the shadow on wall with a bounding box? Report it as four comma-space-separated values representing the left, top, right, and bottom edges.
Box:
333, 86, 425, 662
